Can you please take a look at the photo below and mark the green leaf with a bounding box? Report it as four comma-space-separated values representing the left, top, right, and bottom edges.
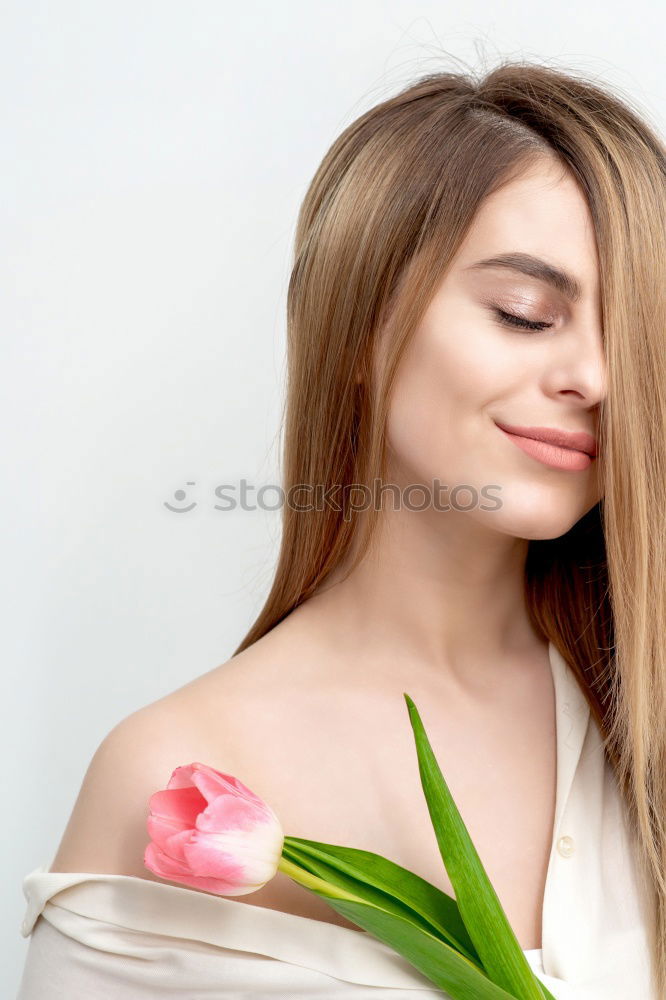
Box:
281, 869, 520, 1000
404, 693, 555, 1000
281, 836, 479, 963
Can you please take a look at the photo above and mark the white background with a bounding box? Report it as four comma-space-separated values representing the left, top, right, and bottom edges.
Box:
4, 2, 664, 994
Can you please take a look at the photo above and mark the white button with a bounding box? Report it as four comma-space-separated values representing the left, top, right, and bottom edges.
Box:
557, 835, 575, 857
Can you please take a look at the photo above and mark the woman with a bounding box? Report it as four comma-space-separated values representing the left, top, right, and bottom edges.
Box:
17, 60, 666, 998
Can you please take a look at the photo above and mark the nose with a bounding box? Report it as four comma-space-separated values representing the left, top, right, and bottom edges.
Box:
546, 318, 607, 407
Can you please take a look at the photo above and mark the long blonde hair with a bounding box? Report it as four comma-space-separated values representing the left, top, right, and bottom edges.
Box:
233, 60, 666, 994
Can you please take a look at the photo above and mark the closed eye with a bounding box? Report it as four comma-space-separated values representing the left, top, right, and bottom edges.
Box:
492, 308, 554, 332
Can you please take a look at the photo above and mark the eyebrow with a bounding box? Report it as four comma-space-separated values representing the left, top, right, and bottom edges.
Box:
464, 252, 582, 302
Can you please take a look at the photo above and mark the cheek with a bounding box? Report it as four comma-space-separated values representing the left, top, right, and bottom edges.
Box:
387, 329, 482, 478
385, 317, 505, 467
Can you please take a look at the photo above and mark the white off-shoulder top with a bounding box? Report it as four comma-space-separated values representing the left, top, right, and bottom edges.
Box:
16, 642, 657, 999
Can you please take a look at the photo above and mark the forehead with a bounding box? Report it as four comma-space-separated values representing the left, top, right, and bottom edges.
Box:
452, 157, 600, 299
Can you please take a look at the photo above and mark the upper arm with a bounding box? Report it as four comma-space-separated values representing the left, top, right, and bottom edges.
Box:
49, 704, 211, 880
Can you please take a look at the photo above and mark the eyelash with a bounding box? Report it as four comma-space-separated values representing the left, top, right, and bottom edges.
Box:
492, 307, 554, 333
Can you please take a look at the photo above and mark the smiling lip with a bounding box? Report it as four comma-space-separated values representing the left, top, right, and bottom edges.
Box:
494, 420, 598, 472
494, 421, 597, 457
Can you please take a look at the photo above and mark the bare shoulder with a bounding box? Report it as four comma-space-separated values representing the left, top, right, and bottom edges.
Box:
48, 642, 277, 882
50, 620, 322, 881
48, 614, 369, 928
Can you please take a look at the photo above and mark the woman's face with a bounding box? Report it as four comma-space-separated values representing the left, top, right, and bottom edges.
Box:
383, 156, 606, 540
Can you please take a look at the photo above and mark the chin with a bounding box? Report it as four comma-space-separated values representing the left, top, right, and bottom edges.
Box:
481, 477, 599, 538
481, 506, 590, 541
519, 522, 580, 542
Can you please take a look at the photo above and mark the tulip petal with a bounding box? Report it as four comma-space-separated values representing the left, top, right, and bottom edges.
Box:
186, 826, 283, 882
189, 763, 265, 809
182, 836, 248, 883
163, 763, 199, 790
144, 840, 192, 878
145, 760, 284, 898
196, 792, 272, 834
160, 827, 197, 866
148, 786, 205, 828
146, 835, 261, 896
155, 866, 258, 896
146, 812, 187, 853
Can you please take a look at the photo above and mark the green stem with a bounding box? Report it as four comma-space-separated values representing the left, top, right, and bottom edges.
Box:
277, 856, 366, 904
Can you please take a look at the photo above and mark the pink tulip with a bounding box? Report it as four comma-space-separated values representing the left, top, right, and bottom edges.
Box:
144, 761, 284, 895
